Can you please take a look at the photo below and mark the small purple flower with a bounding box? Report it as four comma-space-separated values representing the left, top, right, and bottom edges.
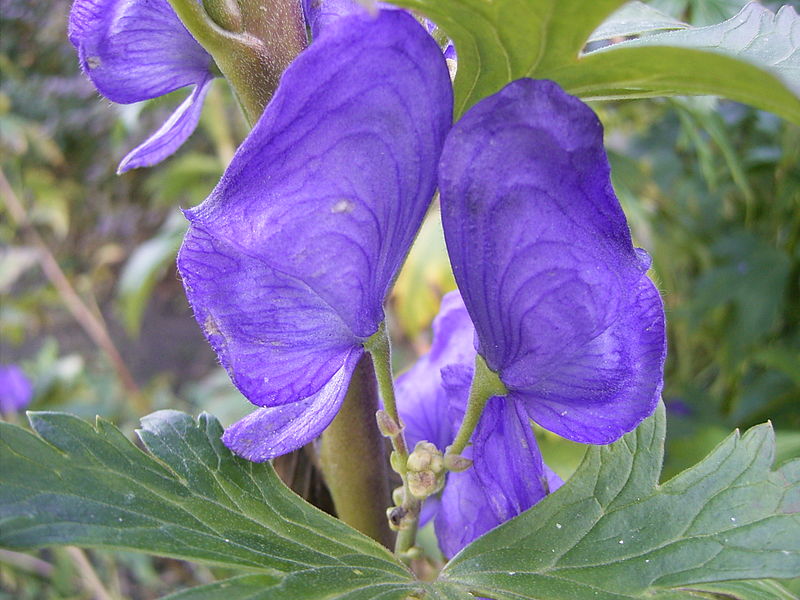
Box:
0, 365, 33, 415
177, 10, 452, 461
397, 292, 562, 558
440, 78, 667, 447
69, 0, 216, 173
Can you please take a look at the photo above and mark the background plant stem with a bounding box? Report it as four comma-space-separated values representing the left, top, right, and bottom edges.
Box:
0, 169, 143, 409
319, 353, 394, 548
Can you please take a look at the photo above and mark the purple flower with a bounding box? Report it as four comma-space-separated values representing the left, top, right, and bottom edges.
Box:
177, 10, 453, 461
303, 1, 456, 60
397, 292, 562, 558
439, 78, 667, 446
302, 0, 368, 39
69, 0, 216, 173
0, 365, 33, 415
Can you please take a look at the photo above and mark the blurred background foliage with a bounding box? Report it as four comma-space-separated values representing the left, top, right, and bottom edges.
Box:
1, 0, 798, 597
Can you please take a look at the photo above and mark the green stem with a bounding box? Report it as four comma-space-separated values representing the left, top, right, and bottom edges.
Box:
365, 322, 420, 561
447, 354, 507, 456
167, 0, 306, 125
319, 353, 394, 548
366, 322, 405, 453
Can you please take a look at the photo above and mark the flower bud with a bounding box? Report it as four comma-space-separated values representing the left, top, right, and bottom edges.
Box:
376, 409, 402, 438
390, 450, 405, 474
392, 485, 405, 506
407, 441, 443, 471
444, 451, 473, 472
406, 441, 445, 499
387, 505, 412, 531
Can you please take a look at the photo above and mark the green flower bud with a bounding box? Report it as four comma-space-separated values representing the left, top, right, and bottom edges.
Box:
444, 451, 473, 472
406, 441, 446, 499
392, 485, 405, 506
390, 450, 405, 474
376, 409, 402, 438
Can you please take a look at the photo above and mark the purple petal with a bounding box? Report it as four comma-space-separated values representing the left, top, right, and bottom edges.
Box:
472, 398, 548, 523
396, 291, 475, 450
222, 350, 361, 461
511, 275, 666, 443
302, 0, 370, 39
178, 11, 451, 408
435, 399, 555, 558
69, 0, 212, 104
545, 465, 564, 494
418, 494, 441, 528
178, 223, 358, 407
434, 458, 495, 559
118, 76, 213, 173
0, 365, 33, 414
440, 79, 666, 444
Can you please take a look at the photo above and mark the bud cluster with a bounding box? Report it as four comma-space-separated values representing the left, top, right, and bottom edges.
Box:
406, 441, 446, 499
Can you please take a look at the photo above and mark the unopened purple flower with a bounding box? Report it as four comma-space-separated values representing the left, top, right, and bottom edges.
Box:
178, 10, 452, 461
0, 365, 33, 415
69, 0, 216, 173
440, 78, 667, 446
397, 292, 562, 558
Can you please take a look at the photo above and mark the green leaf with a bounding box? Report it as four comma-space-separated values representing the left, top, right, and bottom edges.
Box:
160, 575, 282, 600
438, 402, 800, 599
159, 570, 441, 600
389, 0, 628, 116
666, 579, 800, 599
587, 1, 688, 43
566, 3, 800, 122
390, 0, 800, 122
0, 411, 417, 597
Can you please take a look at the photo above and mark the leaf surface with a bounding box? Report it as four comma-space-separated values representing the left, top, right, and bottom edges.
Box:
390, 0, 800, 122
436, 403, 800, 599
0, 410, 416, 597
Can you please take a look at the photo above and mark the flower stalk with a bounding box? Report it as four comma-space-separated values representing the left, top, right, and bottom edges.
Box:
365, 322, 421, 561
446, 354, 507, 457
319, 353, 393, 548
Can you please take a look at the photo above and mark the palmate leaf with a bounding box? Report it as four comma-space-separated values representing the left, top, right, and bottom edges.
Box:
390, 0, 800, 122
0, 410, 424, 599
435, 403, 800, 600
587, 2, 688, 43
389, 0, 628, 116
562, 3, 800, 121
652, 579, 799, 599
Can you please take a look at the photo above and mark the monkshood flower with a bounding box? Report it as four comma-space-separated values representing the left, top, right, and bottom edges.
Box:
302, 0, 368, 39
439, 78, 667, 447
397, 291, 563, 558
69, 0, 216, 173
177, 10, 452, 461
0, 365, 33, 416
303, 0, 456, 61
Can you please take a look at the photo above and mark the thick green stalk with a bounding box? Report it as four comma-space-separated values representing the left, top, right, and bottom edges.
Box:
319, 353, 394, 548
167, 0, 306, 125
